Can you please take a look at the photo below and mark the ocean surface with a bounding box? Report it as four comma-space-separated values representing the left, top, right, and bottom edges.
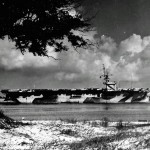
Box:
1, 103, 150, 121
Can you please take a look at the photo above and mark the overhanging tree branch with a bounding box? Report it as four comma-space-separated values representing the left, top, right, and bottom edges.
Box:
0, 0, 91, 56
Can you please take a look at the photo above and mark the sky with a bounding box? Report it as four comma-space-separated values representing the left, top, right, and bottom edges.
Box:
1, 0, 150, 89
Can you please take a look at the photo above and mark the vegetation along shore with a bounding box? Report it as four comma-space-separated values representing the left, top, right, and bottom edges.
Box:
0, 110, 150, 150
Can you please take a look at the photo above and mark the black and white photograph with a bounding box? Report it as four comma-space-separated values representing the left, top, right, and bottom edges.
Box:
0, 0, 150, 149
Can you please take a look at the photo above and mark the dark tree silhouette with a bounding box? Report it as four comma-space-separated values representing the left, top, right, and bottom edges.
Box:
0, 0, 90, 56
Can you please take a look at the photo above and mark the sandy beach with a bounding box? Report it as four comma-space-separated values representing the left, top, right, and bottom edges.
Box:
0, 119, 150, 150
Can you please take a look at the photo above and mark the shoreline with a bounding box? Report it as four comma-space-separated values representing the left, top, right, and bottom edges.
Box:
1, 119, 150, 150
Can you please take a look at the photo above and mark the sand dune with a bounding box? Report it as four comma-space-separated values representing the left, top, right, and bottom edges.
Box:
0, 120, 150, 149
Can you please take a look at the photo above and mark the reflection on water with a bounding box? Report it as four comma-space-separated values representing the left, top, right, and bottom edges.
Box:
1, 103, 150, 121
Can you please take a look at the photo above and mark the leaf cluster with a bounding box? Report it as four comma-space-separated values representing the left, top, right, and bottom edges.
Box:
0, 0, 90, 56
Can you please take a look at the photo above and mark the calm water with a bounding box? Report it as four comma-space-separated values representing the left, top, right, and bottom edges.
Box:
1, 103, 150, 121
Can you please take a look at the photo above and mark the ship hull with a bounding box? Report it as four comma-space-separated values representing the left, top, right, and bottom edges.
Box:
1, 89, 150, 104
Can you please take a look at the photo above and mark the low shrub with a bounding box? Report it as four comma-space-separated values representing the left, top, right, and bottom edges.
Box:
101, 117, 109, 127
0, 109, 30, 129
91, 121, 99, 127
70, 131, 142, 150
116, 120, 124, 130
82, 119, 88, 124
70, 136, 115, 150
61, 129, 78, 136
60, 118, 77, 124
0, 110, 5, 118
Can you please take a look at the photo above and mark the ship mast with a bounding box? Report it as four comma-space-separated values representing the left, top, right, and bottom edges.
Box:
100, 64, 116, 91
100, 64, 110, 90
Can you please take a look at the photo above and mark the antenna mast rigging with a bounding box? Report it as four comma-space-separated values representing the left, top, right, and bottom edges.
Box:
100, 64, 116, 91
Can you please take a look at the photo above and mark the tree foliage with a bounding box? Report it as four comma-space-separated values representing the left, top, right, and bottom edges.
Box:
0, 0, 89, 56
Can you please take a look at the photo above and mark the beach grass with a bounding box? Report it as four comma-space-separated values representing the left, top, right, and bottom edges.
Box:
1, 113, 150, 149
69, 130, 143, 150
0, 109, 30, 129
59, 118, 78, 124
61, 128, 78, 137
